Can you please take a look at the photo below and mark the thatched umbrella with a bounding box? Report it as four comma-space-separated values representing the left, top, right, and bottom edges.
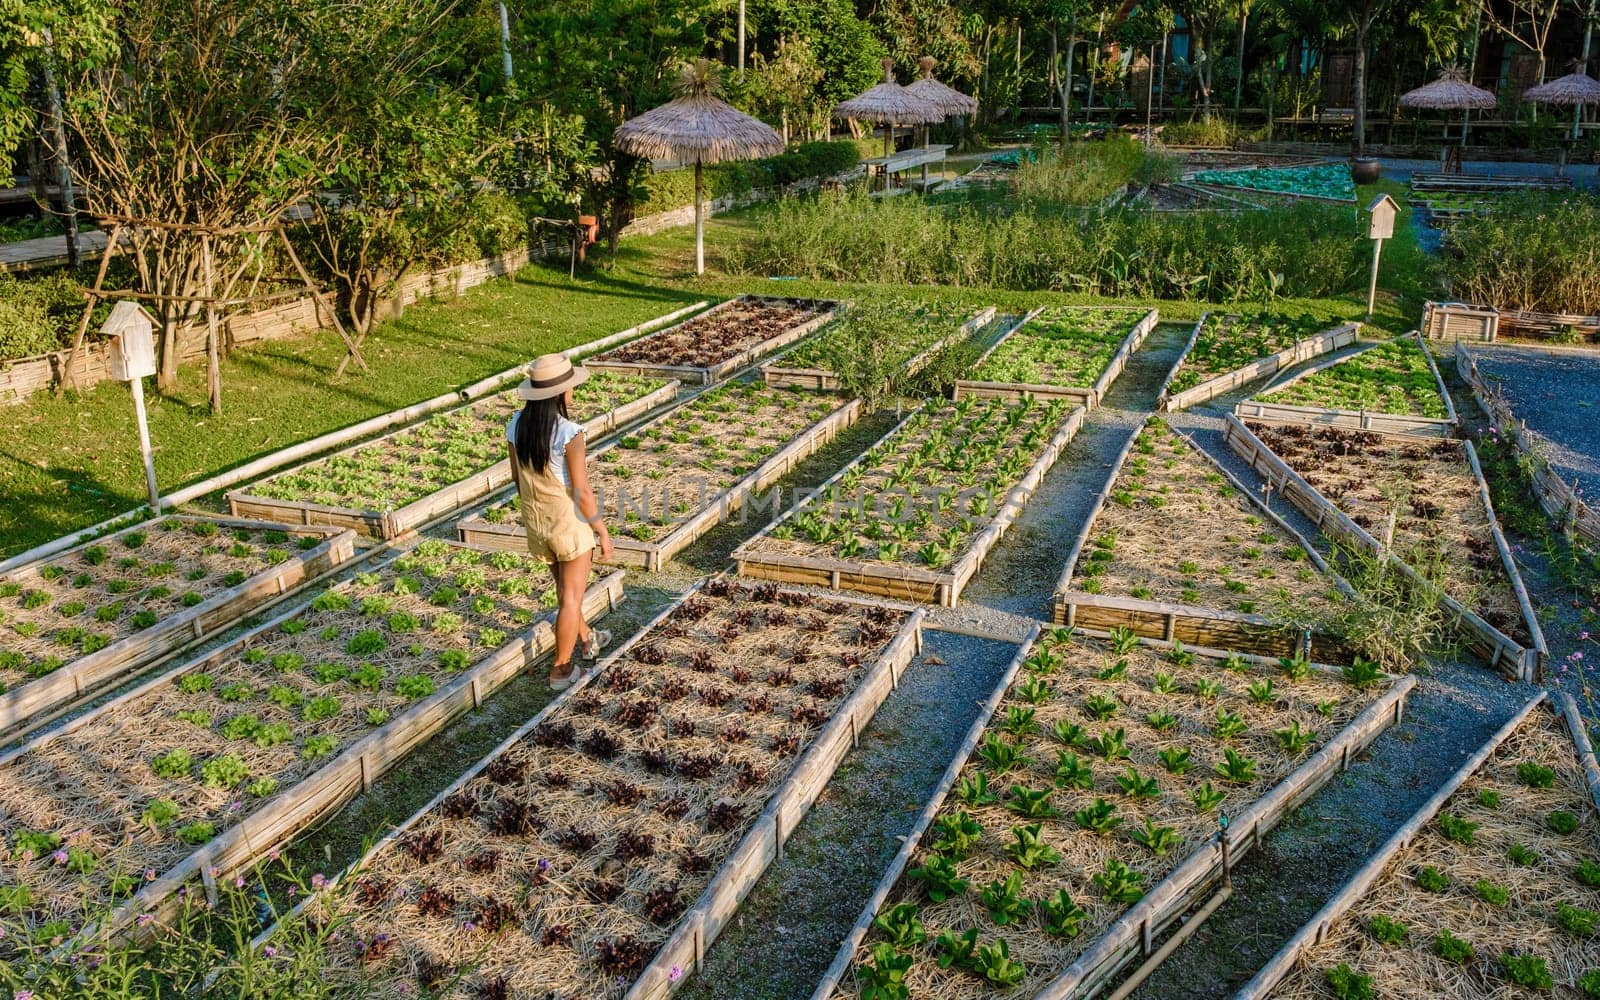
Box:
1524, 68, 1600, 147
615, 59, 784, 275
904, 57, 978, 189
1399, 69, 1498, 159
834, 58, 944, 190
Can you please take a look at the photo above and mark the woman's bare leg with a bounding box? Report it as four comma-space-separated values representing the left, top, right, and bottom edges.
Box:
551, 551, 592, 677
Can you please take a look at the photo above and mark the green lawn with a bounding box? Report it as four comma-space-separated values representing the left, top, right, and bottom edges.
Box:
0, 183, 1440, 559
0, 268, 700, 557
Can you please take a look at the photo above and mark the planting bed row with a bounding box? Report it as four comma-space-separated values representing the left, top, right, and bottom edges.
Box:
1190, 163, 1354, 203
762, 301, 993, 392
735, 395, 1085, 606
1225, 418, 1545, 679
287, 579, 921, 1000
1237, 333, 1456, 437
0, 539, 621, 935
229, 371, 677, 539
818, 624, 1411, 999
1238, 692, 1600, 999
1053, 418, 1349, 660
459, 383, 857, 570
0, 517, 355, 740
1163, 314, 1359, 412
588, 296, 836, 385
953, 307, 1159, 409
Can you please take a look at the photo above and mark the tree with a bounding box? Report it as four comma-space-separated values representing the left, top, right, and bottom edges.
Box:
1233, 0, 1254, 112
1327, 0, 1396, 153
0, 0, 112, 178
746, 36, 823, 141
1479, 0, 1567, 85
512, 0, 710, 253
1177, 0, 1231, 116
61, 0, 444, 395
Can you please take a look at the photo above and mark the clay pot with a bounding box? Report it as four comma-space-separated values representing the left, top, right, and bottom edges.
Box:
1349, 157, 1381, 185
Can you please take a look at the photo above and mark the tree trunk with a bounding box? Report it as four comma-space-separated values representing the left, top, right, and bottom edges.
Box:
1049, 26, 1059, 109
1062, 12, 1079, 142
1233, 8, 1248, 114
1352, 27, 1368, 155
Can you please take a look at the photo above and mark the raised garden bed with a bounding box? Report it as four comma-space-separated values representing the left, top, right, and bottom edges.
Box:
813, 624, 1414, 1000
0, 517, 356, 741
1234, 691, 1600, 1000
1190, 163, 1354, 203
1224, 417, 1546, 680
458, 384, 859, 571
0, 539, 623, 937
227, 372, 678, 539
272, 578, 923, 1000
1234, 333, 1457, 438
1423, 301, 1600, 345
953, 307, 1160, 409
1052, 418, 1351, 661
761, 303, 995, 392
1163, 315, 1360, 412
586, 296, 837, 385
734, 396, 1086, 606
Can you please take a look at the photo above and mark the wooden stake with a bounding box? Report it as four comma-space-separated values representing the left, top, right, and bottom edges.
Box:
58, 223, 123, 396
200, 232, 222, 414
275, 226, 368, 376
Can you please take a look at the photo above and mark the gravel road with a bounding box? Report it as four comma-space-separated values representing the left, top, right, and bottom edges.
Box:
1463, 343, 1600, 501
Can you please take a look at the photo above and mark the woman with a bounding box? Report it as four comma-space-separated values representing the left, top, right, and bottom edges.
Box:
505, 354, 614, 690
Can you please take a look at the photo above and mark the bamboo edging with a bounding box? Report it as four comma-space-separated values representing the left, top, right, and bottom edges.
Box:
32, 548, 626, 946
1456, 341, 1600, 550
733, 403, 1089, 607
587, 296, 838, 386
807, 623, 1044, 1000
806, 633, 1417, 1000
1222, 415, 1546, 681
0, 517, 357, 743
1234, 332, 1458, 439
1162, 322, 1362, 412
1050, 421, 1358, 662
761, 306, 997, 392
457, 395, 864, 571
0, 301, 711, 578
225, 380, 682, 539
1230, 691, 1559, 1000
952, 307, 1161, 410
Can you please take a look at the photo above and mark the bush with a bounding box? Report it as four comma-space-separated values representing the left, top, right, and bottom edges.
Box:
1444, 192, 1600, 314
0, 271, 93, 362
636, 139, 861, 216
727, 187, 1360, 301
1161, 117, 1239, 147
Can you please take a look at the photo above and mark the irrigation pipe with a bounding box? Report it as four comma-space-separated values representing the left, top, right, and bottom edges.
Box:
0, 300, 709, 576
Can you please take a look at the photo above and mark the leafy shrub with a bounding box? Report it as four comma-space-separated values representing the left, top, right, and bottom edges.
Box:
1445, 192, 1600, 315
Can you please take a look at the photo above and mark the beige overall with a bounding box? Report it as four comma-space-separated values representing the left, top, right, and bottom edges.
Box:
510, 449, 596, 564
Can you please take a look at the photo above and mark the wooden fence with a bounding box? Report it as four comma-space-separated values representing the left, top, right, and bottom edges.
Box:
1423, 300, 1600, 345
1455, 342, 1600, 550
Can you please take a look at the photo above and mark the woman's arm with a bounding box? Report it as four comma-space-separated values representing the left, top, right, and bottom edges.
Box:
566, 432, 613, 560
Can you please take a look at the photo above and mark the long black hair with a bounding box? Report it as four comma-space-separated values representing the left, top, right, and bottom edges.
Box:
513, 395, 569, 473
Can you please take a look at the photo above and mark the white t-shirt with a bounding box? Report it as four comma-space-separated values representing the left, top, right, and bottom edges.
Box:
506, 412, 584, 489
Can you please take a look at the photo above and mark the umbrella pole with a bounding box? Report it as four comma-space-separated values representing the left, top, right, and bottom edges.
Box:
884, 123, 893, 192
694, 159, 704, 276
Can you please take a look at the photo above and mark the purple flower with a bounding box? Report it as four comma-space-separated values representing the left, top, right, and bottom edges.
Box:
537, 858, 551, 873
263, 945, 278, 959
17, 990, 33, 1000
1583, 632, 1591, 641
287, 886, 298, 898
137, 913, 155, 927
207, 866, 219, 879
51, 849, 69, 865
234, 876, 245, 889
669, 966, 683, 982
269, 849, 281, 862
462, 921, 478, 933
311, 873, 327, 890
144, 868, 157, 881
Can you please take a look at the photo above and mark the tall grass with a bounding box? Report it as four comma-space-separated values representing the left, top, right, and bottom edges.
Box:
1444, 192, 1600, 315
727, 188, 1361, 302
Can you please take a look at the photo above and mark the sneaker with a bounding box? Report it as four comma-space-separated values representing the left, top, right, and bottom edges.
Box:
548, 664, 577, 691
582, 629, 613, 662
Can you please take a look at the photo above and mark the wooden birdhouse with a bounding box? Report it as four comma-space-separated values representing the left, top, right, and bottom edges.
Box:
103, 301, 158, 382
1366, 193, 1399, 241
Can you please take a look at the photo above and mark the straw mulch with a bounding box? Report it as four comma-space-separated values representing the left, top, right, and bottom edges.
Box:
1251, 423, 1529, 644
1075, 418, 1342, 624
317, 580, 910, 999
1268, 706, 1600, 998
593, 300, 826, 369
834, 627, 1388, 999
251, 372, 665, 511
0, 519, 320, 690
741, 397, 1072, 573
0, 541, 563, 920
481, 383, 840, 543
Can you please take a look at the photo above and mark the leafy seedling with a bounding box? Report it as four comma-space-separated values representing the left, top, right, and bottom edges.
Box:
1006, 823, 1061, 869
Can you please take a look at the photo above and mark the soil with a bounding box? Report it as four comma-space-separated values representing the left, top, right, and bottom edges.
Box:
593, 298, 828, 369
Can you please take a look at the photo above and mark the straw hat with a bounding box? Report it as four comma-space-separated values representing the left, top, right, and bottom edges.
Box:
516, 354, 589, 400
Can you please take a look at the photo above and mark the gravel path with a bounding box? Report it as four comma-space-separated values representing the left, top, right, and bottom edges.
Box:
1461, 343, 1600, 500
678, 632, 1016, 1000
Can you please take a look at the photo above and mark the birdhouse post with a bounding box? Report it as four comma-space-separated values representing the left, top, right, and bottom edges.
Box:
102, 301, 162, 512
1365, 193, 1399, 319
